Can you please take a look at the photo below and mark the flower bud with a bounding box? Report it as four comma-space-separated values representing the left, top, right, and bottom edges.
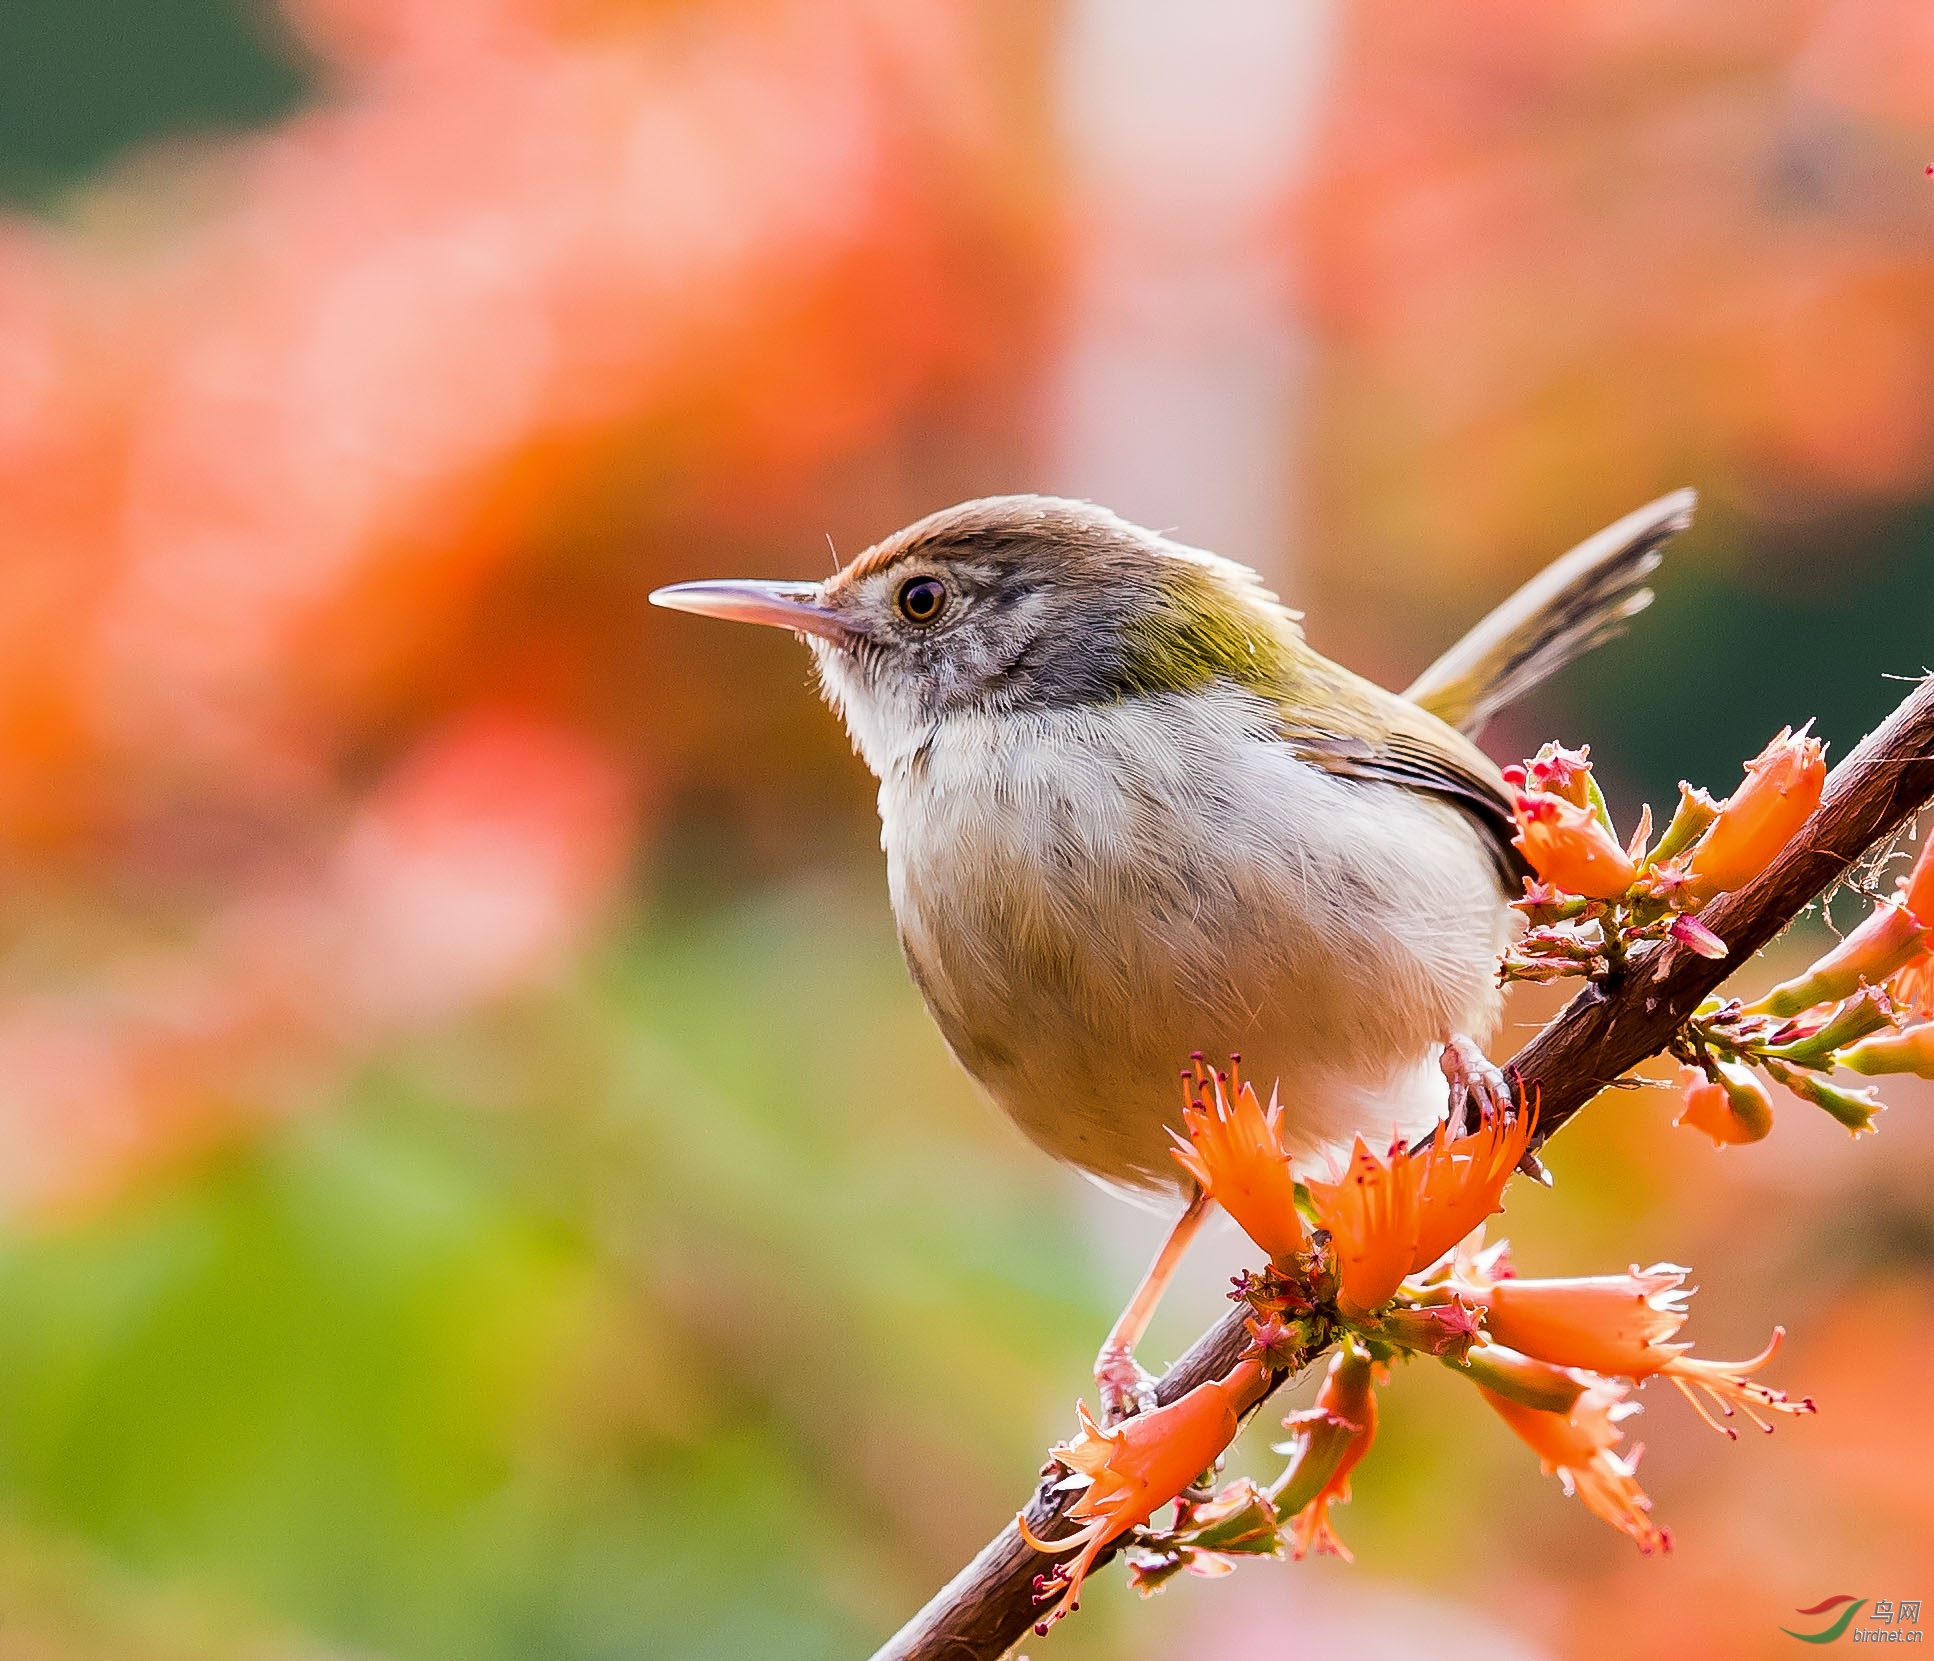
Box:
1686, 726, 1826, 899
1506, 742, 1597, 811
1667, 914, 1728, 960
1760, 1058, 1882, 1135
1511, 793, 1638, 900
1759, 988, 1894, 1068
1673, 1062, 1773, 1146
1751, 901, 1929, 1018
1839, 1023, 1934, 1079
1648, 782, 1721, 866
1123, 1477, 1283, 1594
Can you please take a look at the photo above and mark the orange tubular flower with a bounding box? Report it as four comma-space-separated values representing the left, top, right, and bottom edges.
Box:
1409, 1107, 1535, 1273
1019, 1359, 1264, 1628
1463, 1264, 1814, 1437
1480, 1379, 1671, 1554
1169, 1059, 1307, 1261
1686, 726, 1827, 900
1903, 833, 1934, 926
1272, 1342, 1379, 1561
1306, 1138, 1421, 1317
1888, 838, 1934, 1018
1673, 1062, 1774, 1146
1471, 1263, 1691, 1375
1304, 1110, 1536, 1312
1511, 793, 1638, 899
1894, 948, 1934, 1022
1751, 899, 1930, 1018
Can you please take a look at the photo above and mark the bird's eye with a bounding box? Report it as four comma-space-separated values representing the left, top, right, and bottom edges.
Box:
896, 575, 948, 625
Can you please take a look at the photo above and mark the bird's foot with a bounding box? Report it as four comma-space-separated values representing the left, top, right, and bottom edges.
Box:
1440, 1032, 1514, 1135
1095, 1343, 1160, 1423
1440, 1033, 1550, 1183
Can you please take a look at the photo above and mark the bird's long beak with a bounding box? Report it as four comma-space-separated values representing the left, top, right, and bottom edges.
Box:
649, 579, 855, 645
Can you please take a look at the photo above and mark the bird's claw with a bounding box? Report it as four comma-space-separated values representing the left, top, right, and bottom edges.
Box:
1440, 1032, 1516, 1138
1095, 1344, 1159, 1422
1440, 1033, 1549, 1180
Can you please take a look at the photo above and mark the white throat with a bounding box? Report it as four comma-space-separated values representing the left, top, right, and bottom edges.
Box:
808, 638, 936, 778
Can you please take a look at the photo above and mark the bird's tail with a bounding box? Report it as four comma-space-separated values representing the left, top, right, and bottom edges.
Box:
1404, 488, 1696, 738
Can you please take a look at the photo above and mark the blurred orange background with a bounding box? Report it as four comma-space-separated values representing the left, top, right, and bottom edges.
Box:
0, 1, 1930, 1656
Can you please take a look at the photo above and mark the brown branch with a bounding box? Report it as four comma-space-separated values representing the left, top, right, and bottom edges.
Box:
869, 673, 1934, 1661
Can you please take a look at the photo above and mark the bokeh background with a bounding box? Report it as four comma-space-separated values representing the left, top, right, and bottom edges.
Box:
0, 1, 1931, 1656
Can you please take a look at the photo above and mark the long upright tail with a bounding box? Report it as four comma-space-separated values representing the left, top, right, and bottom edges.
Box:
1404, 488, 1696, 738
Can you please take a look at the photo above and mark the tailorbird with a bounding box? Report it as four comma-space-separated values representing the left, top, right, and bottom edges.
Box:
651, 489, 1693, 1409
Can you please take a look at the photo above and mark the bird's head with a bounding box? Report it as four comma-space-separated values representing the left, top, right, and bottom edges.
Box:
651, 495, 1298, 772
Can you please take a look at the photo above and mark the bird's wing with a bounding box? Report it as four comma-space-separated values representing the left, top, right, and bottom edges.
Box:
1275, 664, 1530, 888
1403, 488, 1696, 739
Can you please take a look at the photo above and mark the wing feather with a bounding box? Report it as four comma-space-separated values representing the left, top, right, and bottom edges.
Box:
1405, 489, 1695, 737
1275, 666, 1529, 889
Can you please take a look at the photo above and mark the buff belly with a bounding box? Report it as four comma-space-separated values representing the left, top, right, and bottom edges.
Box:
879, 688, 1514, 1191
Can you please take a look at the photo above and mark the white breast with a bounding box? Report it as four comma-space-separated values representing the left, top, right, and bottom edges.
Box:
875, 687, 1513, 1190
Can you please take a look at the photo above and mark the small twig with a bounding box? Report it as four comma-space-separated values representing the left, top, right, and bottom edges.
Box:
869, 673, 1934, 1661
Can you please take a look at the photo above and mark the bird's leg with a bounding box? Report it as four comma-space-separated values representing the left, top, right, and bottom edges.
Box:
1094, 1185, 1213, 1422
1440, 1032, 1549, 1183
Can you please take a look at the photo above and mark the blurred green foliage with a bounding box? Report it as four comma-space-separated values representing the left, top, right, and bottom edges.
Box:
0, 0, 307, 205
1550, 501, 1934, 836
0, 888, 1132, 1659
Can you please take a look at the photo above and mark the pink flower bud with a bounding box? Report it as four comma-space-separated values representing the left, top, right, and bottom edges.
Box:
1667, 914, 1728, 961
1373, 1301, 1482, 1361
1522, 741, 1596, 808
